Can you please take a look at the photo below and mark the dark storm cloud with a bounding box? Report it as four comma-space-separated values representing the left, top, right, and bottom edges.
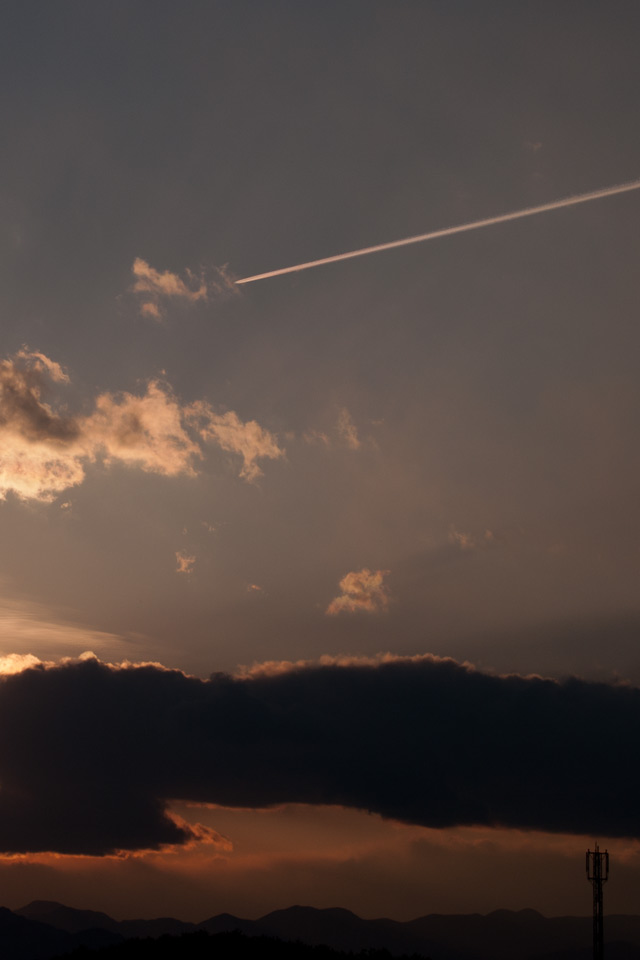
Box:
1, 655, 639, 855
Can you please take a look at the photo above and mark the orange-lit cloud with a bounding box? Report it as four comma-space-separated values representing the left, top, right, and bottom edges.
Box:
176, 551, 196, 575
132, 258, 207, 318
448, 527, 498, 551
88, 381, 201, 477
337, 407, 361, 450
449, 528, 477, 550
305, 408, 367, 450
326, 568, 390, 615
0, 653, 44, 675
0, 804, 635, 920
0, 349, 86, 501
139, 301, 161, 320
0, 593, 126, 666
131, 258, 238, 318
0, 350, 283, 501
188, 403, 284, 481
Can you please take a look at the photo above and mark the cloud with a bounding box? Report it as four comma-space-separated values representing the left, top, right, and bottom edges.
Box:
337, 408, 361, 450
176, 551, 196, 575
0, 350, 283, 501
133, 259, 207, 300
139, 302, 161, 320
326, 568, 389, 615
448, 527, 497, 551
304, 408, 372, 451
131, 259, 239, 319
302, 428, 330, 447
0, 654, 639, 854
88, 381, 201, 477
188, 403, 284, 481
0, 350, 87, 501
449, 529, 476, 551
0, 594, 124, 653
0, 653, 44, 675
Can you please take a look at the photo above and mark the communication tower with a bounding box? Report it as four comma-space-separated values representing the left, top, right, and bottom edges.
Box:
586, 843, 609, 960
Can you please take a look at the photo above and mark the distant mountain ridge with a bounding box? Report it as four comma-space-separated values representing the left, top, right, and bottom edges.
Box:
9, 900, 640, 960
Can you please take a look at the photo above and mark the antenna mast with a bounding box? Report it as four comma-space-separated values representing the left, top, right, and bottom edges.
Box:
586, 843, 609, 960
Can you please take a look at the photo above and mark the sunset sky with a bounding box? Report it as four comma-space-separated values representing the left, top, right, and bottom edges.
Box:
2, 0, 640, 922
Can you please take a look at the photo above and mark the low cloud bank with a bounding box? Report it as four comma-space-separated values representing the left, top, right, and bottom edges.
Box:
0, 654, 638, 854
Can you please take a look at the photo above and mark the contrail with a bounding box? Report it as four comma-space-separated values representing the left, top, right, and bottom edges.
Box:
235, 178, 640, 285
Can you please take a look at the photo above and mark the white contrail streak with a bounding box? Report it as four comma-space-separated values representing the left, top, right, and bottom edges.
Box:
235, 178, 640, 285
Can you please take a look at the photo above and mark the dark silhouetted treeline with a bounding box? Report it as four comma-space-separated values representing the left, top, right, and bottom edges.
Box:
58, 930, 431, 960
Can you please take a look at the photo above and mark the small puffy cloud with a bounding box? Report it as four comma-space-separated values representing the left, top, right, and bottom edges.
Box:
326, 567, 390, 615
189, 403, 284, 482
131, 258, 238, 319
0, 349, 283, 502
337, 407, 361, 450
176, 551, 196, 575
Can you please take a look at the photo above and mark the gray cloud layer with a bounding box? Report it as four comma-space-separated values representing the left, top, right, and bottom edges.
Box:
0, 655, 637, 855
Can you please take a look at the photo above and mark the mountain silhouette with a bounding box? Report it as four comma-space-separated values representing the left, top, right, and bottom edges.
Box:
11, 901, 640, 960
0, 905, 121, 959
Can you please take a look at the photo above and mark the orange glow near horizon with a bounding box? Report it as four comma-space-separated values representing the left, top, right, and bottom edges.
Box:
1, 805, 638, 922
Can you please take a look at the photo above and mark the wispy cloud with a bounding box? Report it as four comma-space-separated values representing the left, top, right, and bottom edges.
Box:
337, 407, 361, 450
326, 568, 390, 615
0, 349, 283, 502
304, 407, 369, 451
131, 258, 238, 319
139, 302, 161, 320
448, 527, 497, 551
449, 528, 477, 551
0, 594, 125, 656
